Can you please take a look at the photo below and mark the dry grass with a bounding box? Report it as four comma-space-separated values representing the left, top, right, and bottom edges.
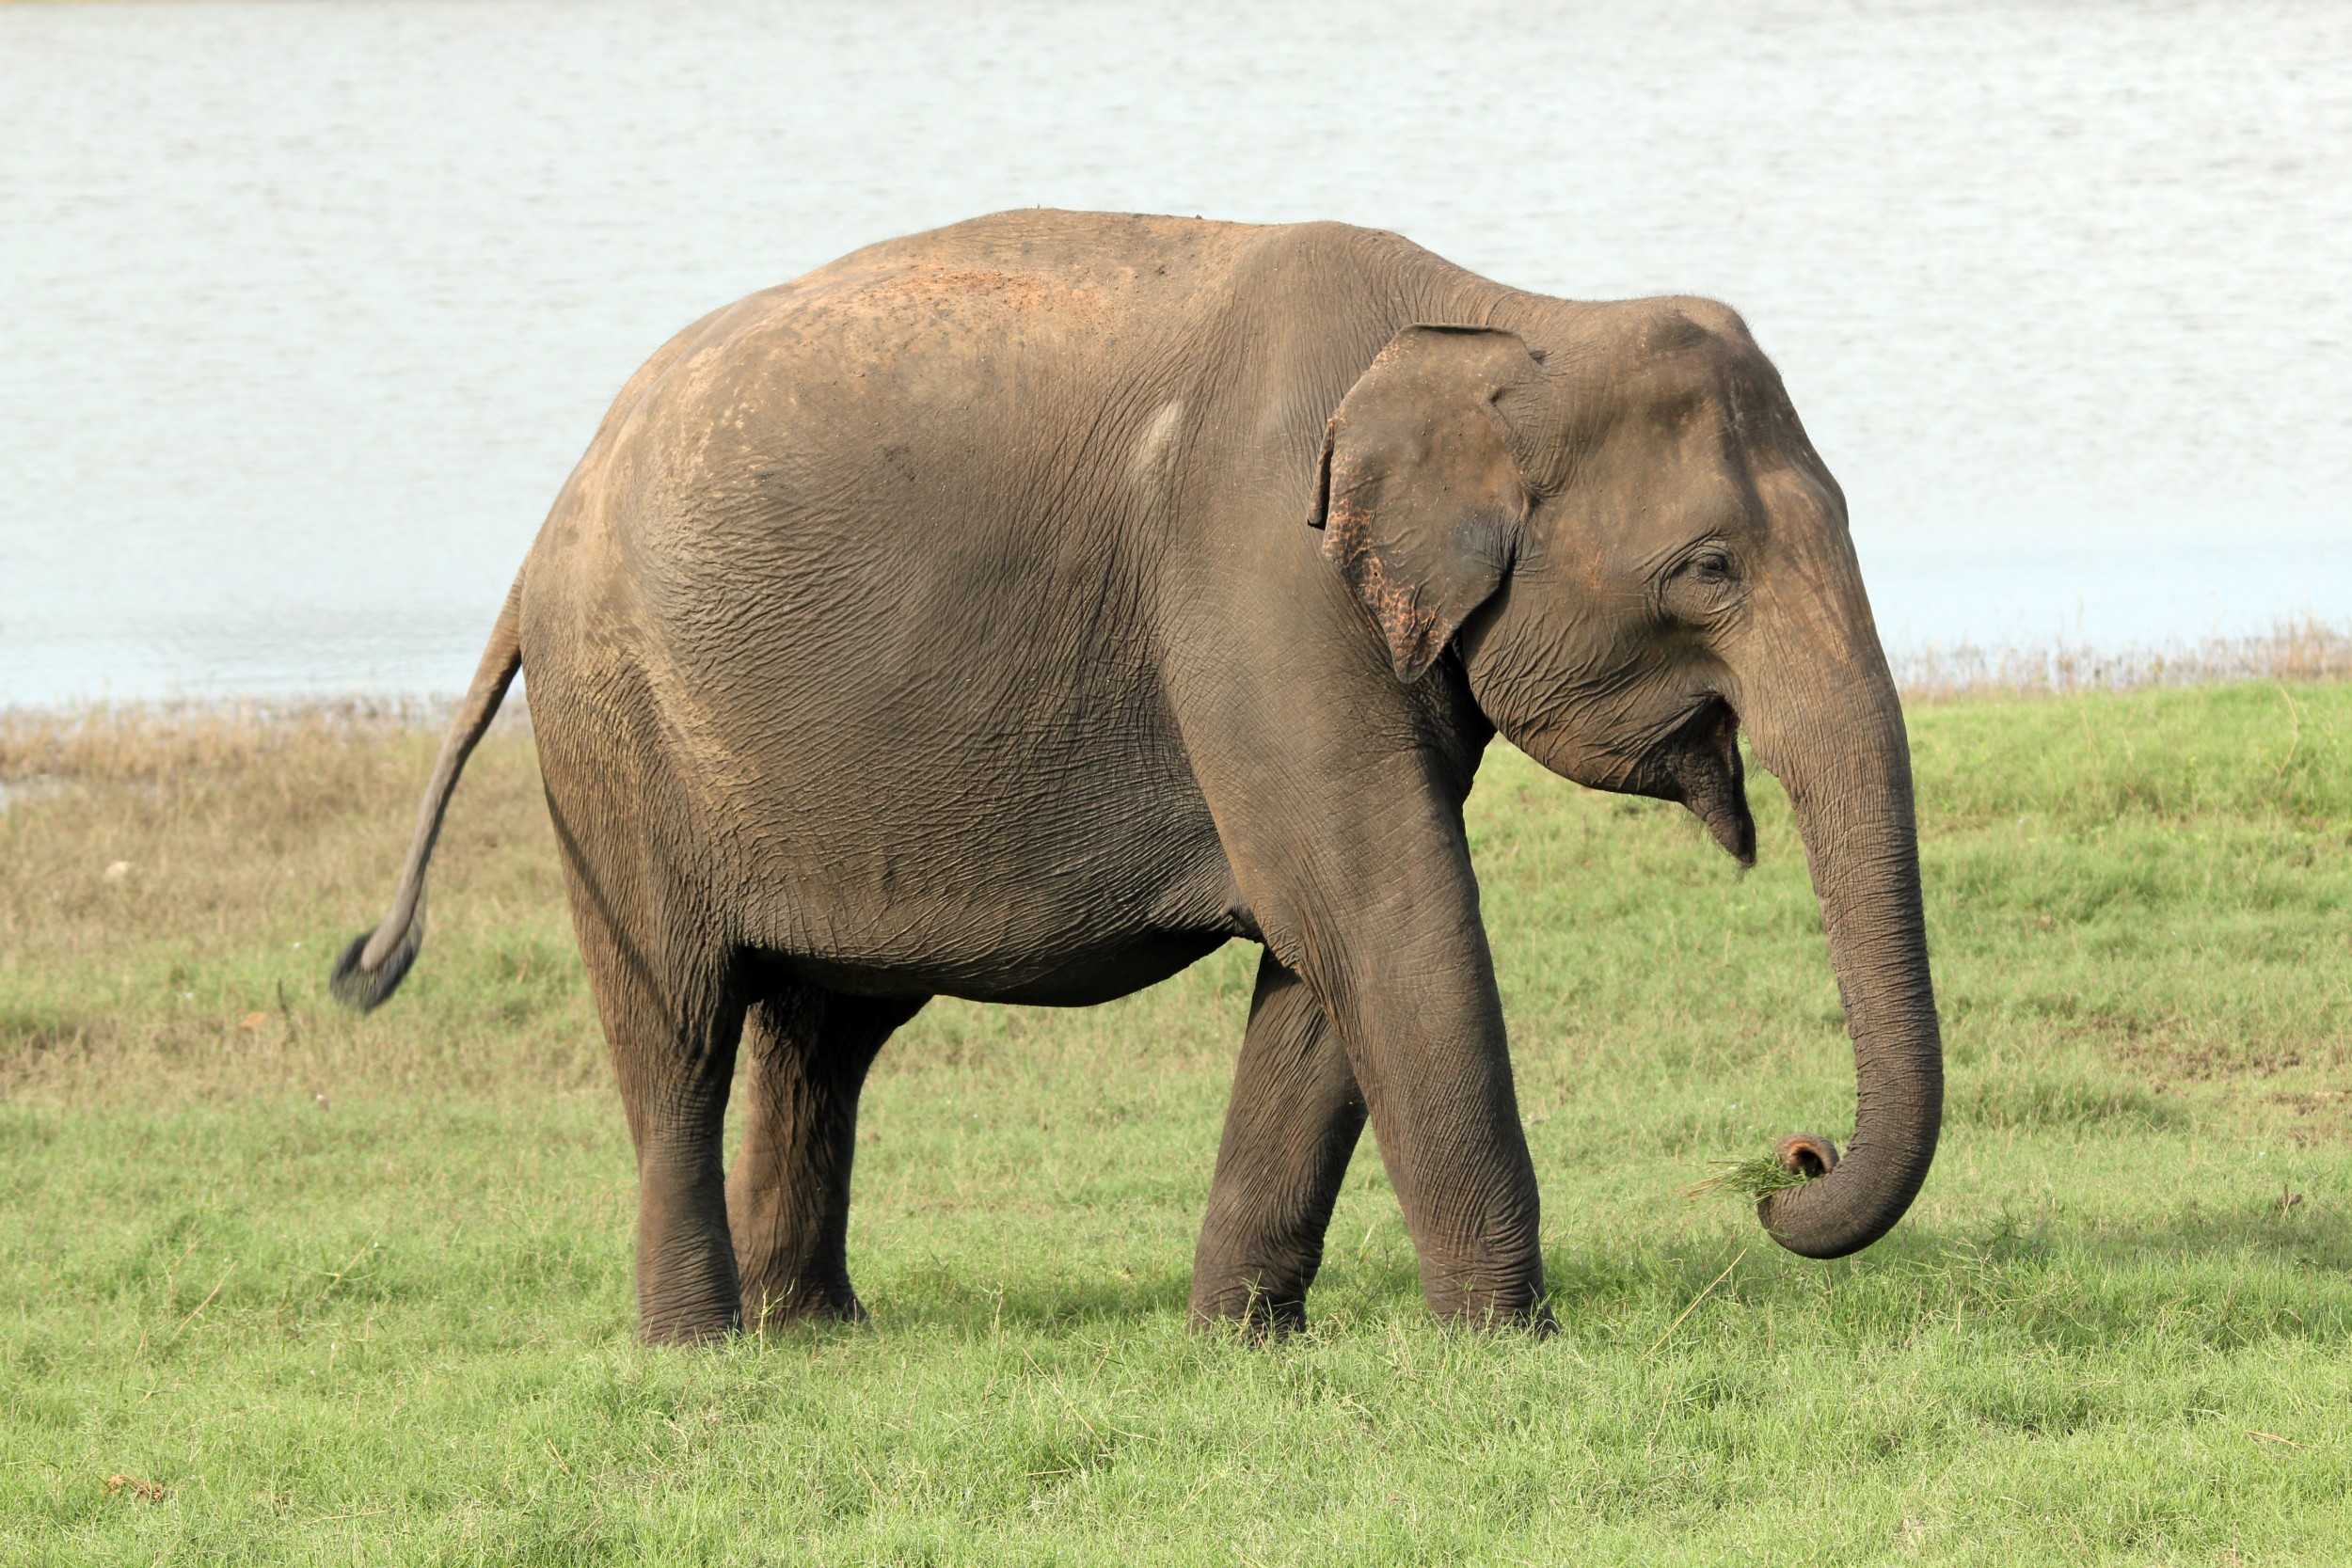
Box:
1892, 613, 2352, 702
0, 695, 529, 787
0, 693, 572, 1108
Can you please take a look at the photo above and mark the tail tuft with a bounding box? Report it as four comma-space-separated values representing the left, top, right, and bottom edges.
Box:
329, 917, 423, 1012
330, 573, 520, 1017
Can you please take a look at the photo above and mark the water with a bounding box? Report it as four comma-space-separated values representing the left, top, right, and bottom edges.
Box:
4, 0, 2348, 705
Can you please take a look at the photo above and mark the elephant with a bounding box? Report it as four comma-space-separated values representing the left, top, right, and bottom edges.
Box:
333, 209, 1942, 1345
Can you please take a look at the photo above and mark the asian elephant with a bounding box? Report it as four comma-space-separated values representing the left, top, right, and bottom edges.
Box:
333, 210, 1942, 1344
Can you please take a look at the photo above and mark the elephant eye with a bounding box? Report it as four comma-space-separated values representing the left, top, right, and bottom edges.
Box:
1661, 544, 1742, 623
1686, 547, 1735, 582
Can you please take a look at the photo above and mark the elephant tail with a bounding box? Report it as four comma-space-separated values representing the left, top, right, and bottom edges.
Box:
329, 576, 525, 1012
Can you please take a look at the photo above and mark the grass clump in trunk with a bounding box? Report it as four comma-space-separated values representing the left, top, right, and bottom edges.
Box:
1683, 1150, 1818, 1202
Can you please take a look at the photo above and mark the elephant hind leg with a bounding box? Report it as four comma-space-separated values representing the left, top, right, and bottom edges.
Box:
566, 899, 747, 1346
1190, 950, 1367, 1334
726, 982, 925, 1332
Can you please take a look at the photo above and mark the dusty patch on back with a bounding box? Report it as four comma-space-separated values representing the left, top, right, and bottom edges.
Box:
835, 264, 1104, 315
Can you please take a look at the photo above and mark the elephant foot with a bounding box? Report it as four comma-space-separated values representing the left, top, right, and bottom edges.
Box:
1420, 1254, 1551, 1334
1429, 1296, 1555, 1336
636, 1294, 744, 1347
741, 1281, 867, 1335
1188, 1284, 1310, 1341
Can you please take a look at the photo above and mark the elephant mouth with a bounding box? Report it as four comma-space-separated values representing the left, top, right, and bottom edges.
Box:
1633, 698, 1756, 866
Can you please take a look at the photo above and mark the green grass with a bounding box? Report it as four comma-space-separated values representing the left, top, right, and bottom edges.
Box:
2, 681, 2348, 1564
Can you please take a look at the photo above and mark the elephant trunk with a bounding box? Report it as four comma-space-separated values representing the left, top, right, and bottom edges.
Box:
1742, 659, 1943, 1259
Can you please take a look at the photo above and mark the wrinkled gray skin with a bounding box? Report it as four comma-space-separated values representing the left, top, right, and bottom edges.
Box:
335, 211, 1942, 1344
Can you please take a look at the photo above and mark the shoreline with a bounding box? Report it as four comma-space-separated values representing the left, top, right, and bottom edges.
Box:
4, 617, 2347, 722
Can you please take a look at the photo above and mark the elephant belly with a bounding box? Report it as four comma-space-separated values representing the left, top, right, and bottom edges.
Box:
777, 924, 1234, 1007
736, 826, 1247, 1007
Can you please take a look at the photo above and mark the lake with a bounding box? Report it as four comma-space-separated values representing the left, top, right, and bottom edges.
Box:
4, 0, 2348, 705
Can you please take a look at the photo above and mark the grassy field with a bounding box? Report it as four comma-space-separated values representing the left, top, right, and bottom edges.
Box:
2, 680, 2347, 1565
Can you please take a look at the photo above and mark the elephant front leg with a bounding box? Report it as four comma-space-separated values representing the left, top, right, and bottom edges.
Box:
1343, 994, 1551, 1327
726, 988, 923, 1331
1222, 809, 1550, 1329
1191, 951, 1366, 1333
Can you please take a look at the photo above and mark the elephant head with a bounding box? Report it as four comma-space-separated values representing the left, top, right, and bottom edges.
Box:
1311, 309, 1941, 1259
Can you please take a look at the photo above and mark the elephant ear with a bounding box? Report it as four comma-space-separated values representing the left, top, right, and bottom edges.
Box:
1310, 324, 1543, 683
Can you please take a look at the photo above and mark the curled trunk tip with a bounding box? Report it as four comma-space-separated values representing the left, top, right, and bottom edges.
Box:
1754, 1099, 1941, 1259
1772, 1132, 1837, 1179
